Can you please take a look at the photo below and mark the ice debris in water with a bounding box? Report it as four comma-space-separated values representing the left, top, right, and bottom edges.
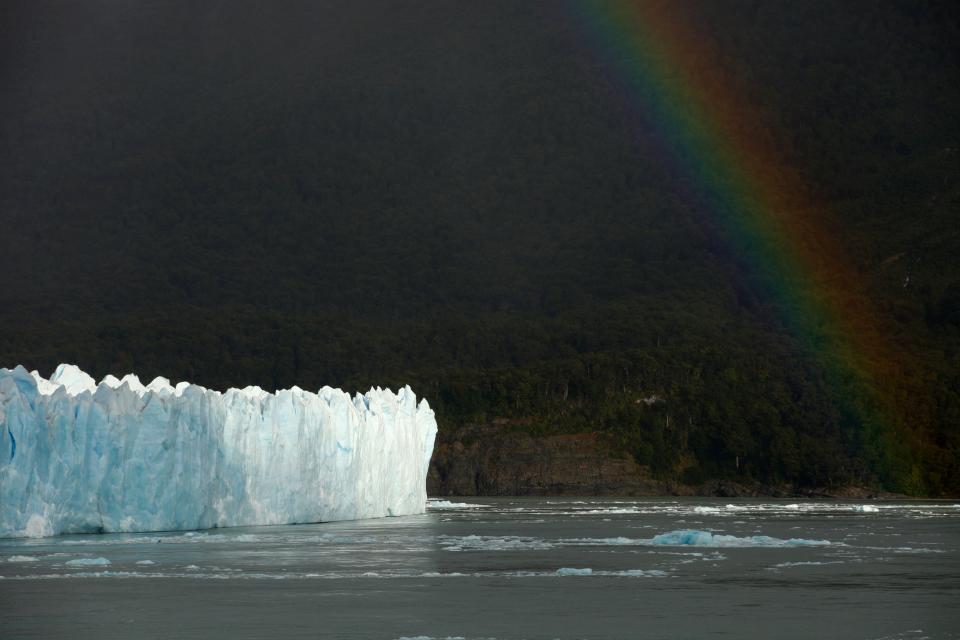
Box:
427, 501, 488, 509
0, 364, 437, 538
854, 505, 880, 513
649, 530, 832, 547
439, 531, 833, 551
65, 557, 111, 566
6, 555, 37, 562
554, 568, 666, 577
771, 561, 844, 568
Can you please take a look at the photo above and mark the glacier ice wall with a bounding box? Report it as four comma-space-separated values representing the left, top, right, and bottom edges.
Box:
0, 364, 437, 538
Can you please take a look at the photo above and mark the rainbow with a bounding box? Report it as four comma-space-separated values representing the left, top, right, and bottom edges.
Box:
571, 0, 920, 490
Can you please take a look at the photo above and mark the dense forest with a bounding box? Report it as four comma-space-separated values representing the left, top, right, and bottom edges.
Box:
1, 1, 957, 495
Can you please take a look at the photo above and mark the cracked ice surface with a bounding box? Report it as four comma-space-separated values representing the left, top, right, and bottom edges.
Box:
0, 364, 437, 538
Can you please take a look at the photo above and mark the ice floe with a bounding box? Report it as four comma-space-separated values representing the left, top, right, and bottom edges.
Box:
65, 557, 111, 566
648, 530, 833, 547
439, 530, 834, 551
427, 501, 489, 509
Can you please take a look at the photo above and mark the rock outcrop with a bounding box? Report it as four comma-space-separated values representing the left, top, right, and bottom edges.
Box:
427, 421, 675, 496
427, 420, 904, 498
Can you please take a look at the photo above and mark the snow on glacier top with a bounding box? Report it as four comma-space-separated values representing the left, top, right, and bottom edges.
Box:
7, 363, 430, 414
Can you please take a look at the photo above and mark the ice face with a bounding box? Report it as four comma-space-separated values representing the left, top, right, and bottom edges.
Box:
0, 365, 437, 538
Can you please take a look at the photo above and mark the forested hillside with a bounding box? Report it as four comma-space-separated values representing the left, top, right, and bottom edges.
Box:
1, 1, 957, 494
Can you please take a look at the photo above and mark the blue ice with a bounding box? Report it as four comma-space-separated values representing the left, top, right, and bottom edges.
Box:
0, 364, 437, 538
649, 530, 832, 547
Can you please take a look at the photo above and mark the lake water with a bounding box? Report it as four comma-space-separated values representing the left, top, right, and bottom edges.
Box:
1, 498, 958, 639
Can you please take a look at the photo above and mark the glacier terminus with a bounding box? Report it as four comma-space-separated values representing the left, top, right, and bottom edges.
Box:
0, 365, 437, 538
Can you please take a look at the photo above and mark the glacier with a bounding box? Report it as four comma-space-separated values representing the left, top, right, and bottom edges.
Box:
0, 364, 437, 538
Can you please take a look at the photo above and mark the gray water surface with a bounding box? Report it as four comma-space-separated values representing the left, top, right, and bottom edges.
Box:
1, 498, 958, 639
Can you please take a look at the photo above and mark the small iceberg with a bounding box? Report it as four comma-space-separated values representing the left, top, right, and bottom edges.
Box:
693, 506, 721, 513
6, 555, 38, 562
65, 557, 111, 566
853, 505, 880, 513
554, 567, 666, 577
427, 501, 488, 509
648, 530, 832, 547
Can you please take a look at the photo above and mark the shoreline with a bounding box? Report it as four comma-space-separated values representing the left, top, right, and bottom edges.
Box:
427, 484, 915, 501
428, 423, 942, 499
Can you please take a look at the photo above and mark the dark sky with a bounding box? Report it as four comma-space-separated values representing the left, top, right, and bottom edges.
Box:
3, 2, 617, 312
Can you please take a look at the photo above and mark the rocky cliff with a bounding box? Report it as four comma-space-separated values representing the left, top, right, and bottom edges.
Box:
427, 421, 903, 499
427, 421, 675, 496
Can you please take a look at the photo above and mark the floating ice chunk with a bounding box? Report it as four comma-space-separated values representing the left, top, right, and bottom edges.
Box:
439, 535, 556, 551
427, 501, 488, 509
771, 561, 844, 568
439, 532, 836, 552
65, 557, 111, 566
854, 505, 880, 513
135, 560, 155, 565
6, 555, 38, 562
648, 530, 832, 547
1, 364, 437, 538
579, 508, 645, 514
554, 567, 665, 577
561, 537, 639, 546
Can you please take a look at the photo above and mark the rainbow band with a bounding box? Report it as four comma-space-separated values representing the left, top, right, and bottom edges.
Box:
573, 0, 917, 488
